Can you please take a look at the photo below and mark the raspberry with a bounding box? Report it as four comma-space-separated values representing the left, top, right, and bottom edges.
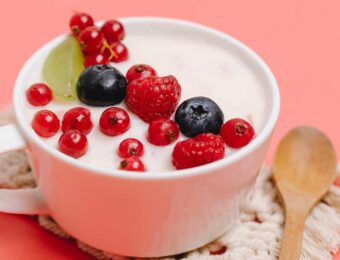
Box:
147, 118, 179, 146
220, 118, 255, 148
26, 83, 52, 106
32, 110, 60, 138
119, 156, 145, 172
172, 133, 225, 170
126, 64, 157, 84
61, 107, 93, 135
118, 138, 144, 158
99, 107, 130, 136
125, 76, 181, 123
59, 130, 88, 158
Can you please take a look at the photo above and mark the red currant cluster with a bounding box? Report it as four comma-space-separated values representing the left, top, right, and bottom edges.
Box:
69, 12, 128, 67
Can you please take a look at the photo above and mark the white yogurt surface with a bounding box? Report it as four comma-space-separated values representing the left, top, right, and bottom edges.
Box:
23, 30, 268, 172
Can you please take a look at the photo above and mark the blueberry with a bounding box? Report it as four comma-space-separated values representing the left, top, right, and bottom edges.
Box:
175, 97, 224, 137
76, 64, 127, 106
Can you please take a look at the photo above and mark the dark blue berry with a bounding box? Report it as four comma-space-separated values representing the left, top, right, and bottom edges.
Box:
175, 97, 224, 137
76, 64, 127, 106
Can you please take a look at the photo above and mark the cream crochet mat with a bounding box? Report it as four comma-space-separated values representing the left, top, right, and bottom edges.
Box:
1, 108, 340, 260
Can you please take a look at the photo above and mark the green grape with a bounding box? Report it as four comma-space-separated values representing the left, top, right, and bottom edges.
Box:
42, 36, 85, 101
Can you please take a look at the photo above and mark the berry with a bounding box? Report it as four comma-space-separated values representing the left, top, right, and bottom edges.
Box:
99, 107, 130, 136
84, 53, 109, 67
100, 20, 125, 43
220, 118, 255, 148
62, 107, 93, 135
69, 12, 94, 36
108, 42, 128, 63
126, 64, 157, 84
125, 76, 181, 123
172, 133, 225, 170
26, 83, 52, 106
77, 64, 127, 106
119, 156, 145, 172
78, 26, 104, 54
118, 138, 144, 158
175, 97, 224, 138
58, 130, 88, 158
147, 118, 179, 146
32, 110, 60, 137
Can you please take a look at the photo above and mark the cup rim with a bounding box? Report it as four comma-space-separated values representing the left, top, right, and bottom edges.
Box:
13, 16, 280, 180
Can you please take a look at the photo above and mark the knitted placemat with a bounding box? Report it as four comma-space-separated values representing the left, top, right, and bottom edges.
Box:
1, 108, 340, 259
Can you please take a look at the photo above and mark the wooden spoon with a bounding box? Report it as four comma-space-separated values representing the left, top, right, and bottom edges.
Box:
273, 126, 337, 260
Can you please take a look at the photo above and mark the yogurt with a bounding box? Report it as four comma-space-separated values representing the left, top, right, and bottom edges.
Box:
23, 29, 268, 172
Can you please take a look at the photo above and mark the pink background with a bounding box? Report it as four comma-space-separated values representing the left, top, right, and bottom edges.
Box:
1, 0, 340, 258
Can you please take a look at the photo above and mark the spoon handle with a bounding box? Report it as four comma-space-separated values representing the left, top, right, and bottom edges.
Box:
279, 208, 307, 260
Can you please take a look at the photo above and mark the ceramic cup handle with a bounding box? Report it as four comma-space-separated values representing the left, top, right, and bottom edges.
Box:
0, 124, 49, 215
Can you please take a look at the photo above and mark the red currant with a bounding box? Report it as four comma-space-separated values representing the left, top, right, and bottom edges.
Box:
109, 42, 128, 62
84, 53, 109, 67
59, 130, 88, 158
119, 156, 145, 172
26, 83, 52, 106
118, 138, 144, 158
78, 26, 104, 54
219, 118, 255, 148
126, 64, 157, 84
69, 12, 94, 36
99, 107, 130, 136
62, 107, 93, 135
100, 20, 125, 43
147, 118, 179, 146
32, 110, 60, 137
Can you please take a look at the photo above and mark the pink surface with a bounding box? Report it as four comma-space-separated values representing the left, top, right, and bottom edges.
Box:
0, 0, 340, 258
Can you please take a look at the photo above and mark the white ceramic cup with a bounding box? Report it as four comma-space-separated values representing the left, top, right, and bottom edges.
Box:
0, 17, 279, 257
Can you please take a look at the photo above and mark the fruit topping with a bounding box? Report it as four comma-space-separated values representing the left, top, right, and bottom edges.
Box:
172, 133, 225, 170
220, 118, 255, 148
126, 64, 157, 84
32, 110, 60, 137
84, 53, 109, 67
119, 156, 145, 172
175, 97, 224, 138
61, 107, 93, 135
26, 83, 52, 106
76, 64, 127, 106
43, 36, 84, 101
118, 138, 144, 158
108, 42, 128, 62
78, 26, 104, 54
58, 130, 88, 158
100, 20, 125, 43
125, 76, 181, 123
99, 107, 130, 136
147, 118, 179, 146
69, 12, 94, 36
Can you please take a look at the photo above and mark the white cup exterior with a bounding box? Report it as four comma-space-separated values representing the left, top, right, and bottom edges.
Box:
2, 17, 280, 257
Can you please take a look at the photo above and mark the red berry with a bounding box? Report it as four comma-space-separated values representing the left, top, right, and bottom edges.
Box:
219, 118, 255, 148
69, 12, 94, 36
109, 42, 128, 62
119, 156, 145, 172
99, 107, 130, 136
62, 107, 93, 135
147, 118, 179, 146
126, 64, 157, 84
26, 83, 52, 106
32, 110, 60, 137
78, 26, 104, 54
58, 130, 88, 158
125, 76, 181, 123
84, 53, 109, 67
118, 138, 144, 158
100, 20, 125, 43
172, 133, 225, 170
